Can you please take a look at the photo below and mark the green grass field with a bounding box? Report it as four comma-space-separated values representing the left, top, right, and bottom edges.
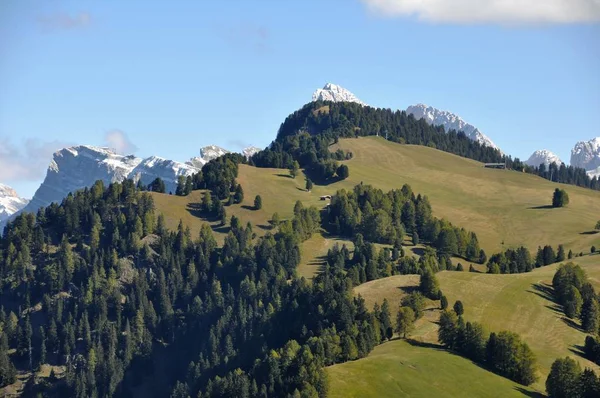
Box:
349, 255, 600, 392
153, 136, 600, 256
327, 339, 538, 398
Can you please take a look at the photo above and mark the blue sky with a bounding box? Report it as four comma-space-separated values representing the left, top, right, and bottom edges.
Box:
1, 0, 599, 198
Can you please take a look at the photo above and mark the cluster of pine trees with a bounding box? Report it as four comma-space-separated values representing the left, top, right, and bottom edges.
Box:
486, 244, 566, 274
553, 263, 600, 330
438, 303, 538, 386
546, 357, 600, 397
326, 184, 484, 263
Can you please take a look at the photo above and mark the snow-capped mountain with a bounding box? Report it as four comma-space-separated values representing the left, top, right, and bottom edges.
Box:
187, 145, 230, 168
570, 137, 600, 173
406, 104, 499, 150
312, 83, 367, 106
19, 145, 200, 218
242, 146, 261, 159
0, 183, 29, 223
524, 150, 562, 168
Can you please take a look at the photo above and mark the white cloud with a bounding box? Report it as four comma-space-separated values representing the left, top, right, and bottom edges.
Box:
361, 0, 600, 24
104, 130, 138, 155
37, 12, 92, 31
0, 138, 70, 181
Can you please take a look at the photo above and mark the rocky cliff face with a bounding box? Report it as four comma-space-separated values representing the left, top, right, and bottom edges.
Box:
406, 104, 499, 150
524, 149, 562, 168
571, 137, 600, 172
19, 145, 199, 217
0, 183, 29, 223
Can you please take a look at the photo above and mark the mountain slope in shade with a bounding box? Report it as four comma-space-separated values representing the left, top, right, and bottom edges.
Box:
312, 83, 367, 106
406, 104, 499, 150
0, 183, 29, 223
524, 149, 562, 167
571, 137, 600, 172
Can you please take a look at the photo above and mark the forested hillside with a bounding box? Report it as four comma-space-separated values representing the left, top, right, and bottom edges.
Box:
252, 101, 599, 191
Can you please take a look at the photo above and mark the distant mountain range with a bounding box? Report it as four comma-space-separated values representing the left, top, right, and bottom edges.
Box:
1, 144, 260, 226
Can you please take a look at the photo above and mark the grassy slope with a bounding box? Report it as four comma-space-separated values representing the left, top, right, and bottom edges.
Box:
327, 340, 537, 398
153, 136, 600, 255
350, 255, 600, 392
334, 137, 600, 254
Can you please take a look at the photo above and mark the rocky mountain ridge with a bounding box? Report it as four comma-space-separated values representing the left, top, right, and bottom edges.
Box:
524, 149, 562, 168
0, 183, 29, 223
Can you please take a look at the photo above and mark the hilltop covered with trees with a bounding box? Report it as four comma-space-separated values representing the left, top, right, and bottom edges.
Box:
251, 101, 600, 191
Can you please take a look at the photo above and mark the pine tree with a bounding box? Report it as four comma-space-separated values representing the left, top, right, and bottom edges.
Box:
556, 245, 566, 262
254, 195, 262, 210
306, 178, 313, 192
395, 307, 415, 338
290, 161, 300, 178
581, 297, 600, 333
453, 300, 464, 317
440, 295, 448, 310
546, 357, 581, 398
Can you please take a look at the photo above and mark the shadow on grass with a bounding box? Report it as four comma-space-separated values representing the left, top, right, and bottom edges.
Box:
186, 202, 205, 219
513, 387, 545, 398
241, 205, 256, 211
212, 225, 231, 234
275, 173, 293, 179
580, 230, 599, 235
410, 247, 426, 256
307, 255, 328, 266
256, 224, 272, 231
296, 187, 308, 192
562, 317, 583, 332
528, 283, 557, 303
405, 338, 444, 350
528, 204, 555, 210
568, 344, 587, 360
397, 285, 419, 295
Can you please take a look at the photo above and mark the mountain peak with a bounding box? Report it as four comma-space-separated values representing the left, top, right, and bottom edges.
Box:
525, 149, 562, 167
312, 83, 367, 106
0, 183, 29, 223
406, 104, 499, 151
571, 137, 600, 172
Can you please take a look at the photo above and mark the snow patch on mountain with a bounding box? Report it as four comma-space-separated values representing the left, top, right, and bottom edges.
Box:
0, 183, 29, 223
312, 83, 367, 106
524, 150, 562, 168
187, 145, 230, 168
570, 137, 600, 172
242, 146, 261, 159
406, 104, 499, 150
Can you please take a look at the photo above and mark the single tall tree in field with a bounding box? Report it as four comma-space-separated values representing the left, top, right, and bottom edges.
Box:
254, 195, 262, 210
395, 307, 415, 339
453, 300, 464, 317
305, 178, 313, 192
